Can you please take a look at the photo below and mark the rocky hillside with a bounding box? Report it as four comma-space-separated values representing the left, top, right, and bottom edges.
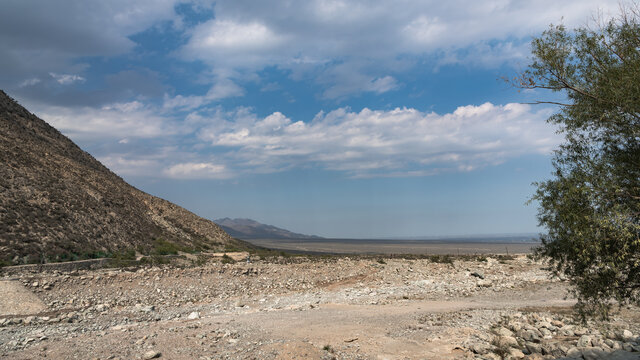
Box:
0, 90, 231, 265
215, 218, 322, 239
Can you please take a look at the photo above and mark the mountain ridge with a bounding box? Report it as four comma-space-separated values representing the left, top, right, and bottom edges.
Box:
215, 218, 323, 240
0, 90, 232, 265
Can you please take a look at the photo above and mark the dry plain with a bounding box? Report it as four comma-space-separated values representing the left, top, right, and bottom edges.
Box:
1, 254, 639, 360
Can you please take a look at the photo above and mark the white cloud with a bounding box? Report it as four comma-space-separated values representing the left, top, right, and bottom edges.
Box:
164, 162, 233, 179
184, 20, 284, 58
99, 155, 161, 176
177, 0, 620, 98
53, 100, 559, 180
163, 78, 244, 110
34, 101, 174, 139
49, 72, 86, 85
190, 102, 559, 178
18, 78, 41, 87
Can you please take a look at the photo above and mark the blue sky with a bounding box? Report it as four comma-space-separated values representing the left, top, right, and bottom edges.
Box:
0, 0, 620, 238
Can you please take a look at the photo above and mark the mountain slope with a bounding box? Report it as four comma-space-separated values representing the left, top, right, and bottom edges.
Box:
0, 90, 231, 265
215, 218, 322, 239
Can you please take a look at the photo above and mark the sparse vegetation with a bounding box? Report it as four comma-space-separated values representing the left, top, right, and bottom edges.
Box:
427, 254, 453, 264
221, 254, 235, 264
151, 238, 181, 255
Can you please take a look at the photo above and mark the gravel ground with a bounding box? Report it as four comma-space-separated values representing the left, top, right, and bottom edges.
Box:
0, 254, 638, 359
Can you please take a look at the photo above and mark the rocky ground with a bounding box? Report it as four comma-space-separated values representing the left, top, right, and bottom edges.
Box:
0, 254, 639, 359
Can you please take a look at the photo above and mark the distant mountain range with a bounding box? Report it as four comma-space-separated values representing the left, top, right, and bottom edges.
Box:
215, 218, 323, 240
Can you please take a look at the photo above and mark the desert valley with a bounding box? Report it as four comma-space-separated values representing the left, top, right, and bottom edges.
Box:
2, 1, 640, 359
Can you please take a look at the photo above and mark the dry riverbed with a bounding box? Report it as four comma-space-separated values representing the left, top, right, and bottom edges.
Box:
1, 254, 639, 359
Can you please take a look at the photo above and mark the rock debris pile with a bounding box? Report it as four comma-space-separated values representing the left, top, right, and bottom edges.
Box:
465, 311, 640, 360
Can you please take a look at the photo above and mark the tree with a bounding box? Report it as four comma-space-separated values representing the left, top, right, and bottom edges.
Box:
516, 5, 640, 318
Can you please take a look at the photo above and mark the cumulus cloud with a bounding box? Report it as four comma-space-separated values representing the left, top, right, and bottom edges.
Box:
190, 102, 559, 178
45, 99, 559, 180
33, 101, 175, 140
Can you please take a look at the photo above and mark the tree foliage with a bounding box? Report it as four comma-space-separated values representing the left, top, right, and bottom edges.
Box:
519, 5, 640, 318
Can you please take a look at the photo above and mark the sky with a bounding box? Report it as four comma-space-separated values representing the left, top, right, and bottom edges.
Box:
0, 0, 622, 238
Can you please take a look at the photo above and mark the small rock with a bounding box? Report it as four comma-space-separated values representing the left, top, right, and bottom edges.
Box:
495, 327, 514, 337
540, 327, 553, 339
187, 312, 200, 320
496, 336, 519, 348
471, 272, 484, 279
469, 342, 493, 355
581, 347, 606, 360
621, 330, 635, 342
574, 326, 589, 336
526, 342, 542, 354
577, 335, 592, 347
509, 348, 525, 359
142, 350, 161, 359
559, 325, 575, 337
519, 329, 540, 343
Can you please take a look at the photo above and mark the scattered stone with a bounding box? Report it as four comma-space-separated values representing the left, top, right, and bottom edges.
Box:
496, 335, 519, 348
577, 335, 593, 347
142, 350, 161, 359
621, 330, 635, 342
526, 341, 543, 354
495, 327, 514, 337
187, 311, 200, 320
469, 342, 493, 355
509, 348, 525, 359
